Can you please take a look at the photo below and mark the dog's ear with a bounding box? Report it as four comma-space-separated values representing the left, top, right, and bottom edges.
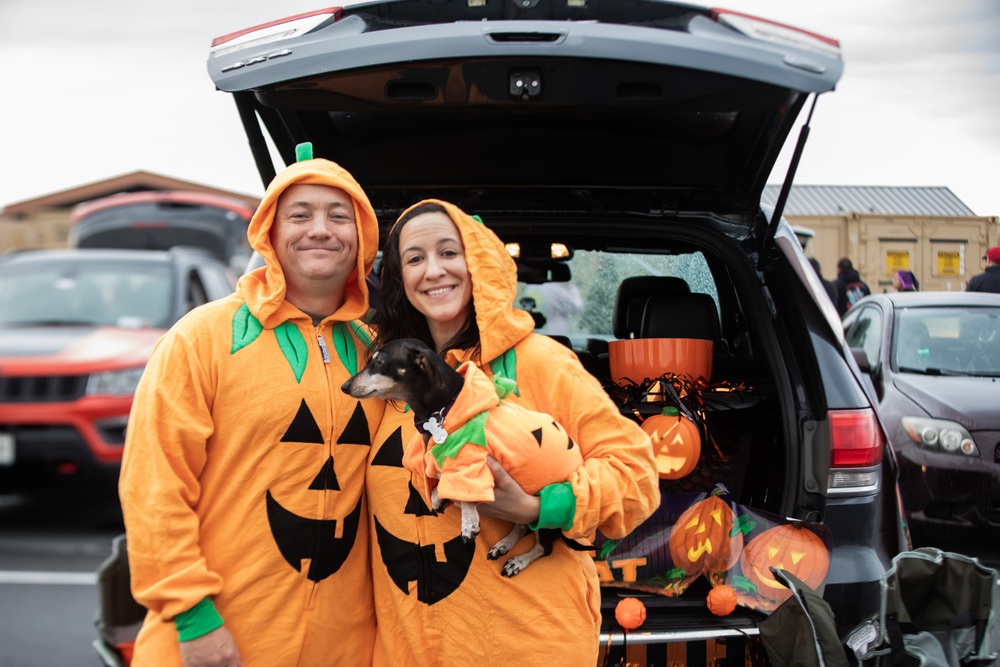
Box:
413, 347, 440, 383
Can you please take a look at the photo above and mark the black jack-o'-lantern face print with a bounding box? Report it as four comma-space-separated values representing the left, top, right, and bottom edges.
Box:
267, 399, 371, 582
370, 425, 474, 604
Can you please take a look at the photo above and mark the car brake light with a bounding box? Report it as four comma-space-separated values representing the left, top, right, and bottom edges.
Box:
829, 408, 883, 468
210, 7, 343, 57
710, 9, 841, 59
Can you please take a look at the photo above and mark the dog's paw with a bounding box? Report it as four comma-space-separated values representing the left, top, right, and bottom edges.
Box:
461, 523, 480, 543
502, 556, 528, 578
487, 542, 509, 560
430, 488, 448, 512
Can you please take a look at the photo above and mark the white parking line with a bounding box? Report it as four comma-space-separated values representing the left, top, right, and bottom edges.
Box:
0, 570, 96, 585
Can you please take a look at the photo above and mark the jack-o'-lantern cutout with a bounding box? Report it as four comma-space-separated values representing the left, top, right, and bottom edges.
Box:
667, 493, 743, 575
641, 406, 701, 480
267, 400, 371, 582
370, 424, 475, 604
739, 523, 830, 602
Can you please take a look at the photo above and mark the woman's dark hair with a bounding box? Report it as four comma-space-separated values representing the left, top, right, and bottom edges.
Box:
374, 202, 481, 357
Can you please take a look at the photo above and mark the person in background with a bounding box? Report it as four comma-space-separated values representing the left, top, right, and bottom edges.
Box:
892, 270, 919, 292
808, 257, 838, 306
834, 257, 871, 315
120, 145, 383, 667
966, 246, 1000, 293
366, 199, 660, 667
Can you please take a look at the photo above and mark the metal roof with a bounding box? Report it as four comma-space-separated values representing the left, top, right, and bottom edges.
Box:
762, 185, 976, 217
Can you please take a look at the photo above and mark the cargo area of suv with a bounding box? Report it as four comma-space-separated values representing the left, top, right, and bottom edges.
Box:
205, 0, 906, 661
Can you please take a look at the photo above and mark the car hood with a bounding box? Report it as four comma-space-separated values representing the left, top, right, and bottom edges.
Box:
208, 0, 843, 222
893, 374, 1000, 430
0, 326, 164, 373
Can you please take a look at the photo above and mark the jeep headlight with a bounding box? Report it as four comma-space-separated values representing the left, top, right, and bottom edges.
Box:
87, 366, 146, 396
901, 417, 979, 456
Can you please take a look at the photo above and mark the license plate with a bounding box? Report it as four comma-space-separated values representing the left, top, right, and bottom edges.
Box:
0, 433, 14, 467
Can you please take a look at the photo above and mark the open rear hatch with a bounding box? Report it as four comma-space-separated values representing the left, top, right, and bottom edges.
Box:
208, 0, 842, 230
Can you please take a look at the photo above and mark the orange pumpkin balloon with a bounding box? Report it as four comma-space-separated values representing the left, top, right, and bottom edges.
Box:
641, 407, 701, 480
667, 494, 743, 574
739, 523, 830, 602
615, 597, 647, 630
706, 585, 738, 616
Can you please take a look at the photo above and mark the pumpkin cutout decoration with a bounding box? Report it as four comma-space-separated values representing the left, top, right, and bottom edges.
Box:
642, 406, 701, 480
739, 523, 830, 602
706, 584, 738, 616
667, 492, 743, 575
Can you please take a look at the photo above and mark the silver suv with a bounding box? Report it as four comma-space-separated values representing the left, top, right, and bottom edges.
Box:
208, 1, 906, 660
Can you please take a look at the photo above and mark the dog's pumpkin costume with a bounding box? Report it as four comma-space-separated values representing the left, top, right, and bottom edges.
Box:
120, 147, 382, 666
367, 199, 660, 667
403, 361, 584, 503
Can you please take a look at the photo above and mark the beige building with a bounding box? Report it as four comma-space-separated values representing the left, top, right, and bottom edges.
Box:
764, 185, 1000, 292
0, 171, 260, 253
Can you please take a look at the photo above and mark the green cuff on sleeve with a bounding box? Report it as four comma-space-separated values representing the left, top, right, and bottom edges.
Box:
175, 597, 224, 642
529, 482, 576, 531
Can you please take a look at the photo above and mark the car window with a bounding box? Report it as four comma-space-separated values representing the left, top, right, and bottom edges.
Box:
0, 260, 172, 328
515, 249, 719, 343
893, 306, 1000, 375
843, 305, 882, 369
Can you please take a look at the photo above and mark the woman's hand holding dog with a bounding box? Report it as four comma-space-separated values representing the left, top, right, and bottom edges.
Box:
476, 456, 541, 525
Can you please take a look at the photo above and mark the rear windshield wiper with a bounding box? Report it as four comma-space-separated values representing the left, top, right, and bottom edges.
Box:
897, 366, 964, 376
3, 320, 96, 327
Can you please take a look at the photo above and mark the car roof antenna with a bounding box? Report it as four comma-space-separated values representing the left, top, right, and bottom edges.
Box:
759, 94, 820, 271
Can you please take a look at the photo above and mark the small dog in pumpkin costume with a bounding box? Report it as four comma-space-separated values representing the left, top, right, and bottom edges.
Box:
341, 337, 585, 576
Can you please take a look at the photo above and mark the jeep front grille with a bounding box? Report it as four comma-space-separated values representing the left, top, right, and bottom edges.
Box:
0, 375, 88, 402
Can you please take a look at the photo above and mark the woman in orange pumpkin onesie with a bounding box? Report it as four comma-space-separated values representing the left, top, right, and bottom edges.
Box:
367, 199, 660, 666
120, 145, 383, 667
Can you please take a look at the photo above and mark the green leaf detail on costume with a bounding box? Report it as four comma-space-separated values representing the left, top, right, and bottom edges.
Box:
274, 322, 308, 383
332, 322, 358, 375
430, 411, 488, 467
492, 375, 518, 399
349, 320, 373, 349
231, 303, 264, 355
488, 348, 520, 397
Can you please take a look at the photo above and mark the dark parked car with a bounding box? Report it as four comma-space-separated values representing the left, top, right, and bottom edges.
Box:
202, 0, 905, 660
0, 247, 236, 492
843, 291, 1000, 538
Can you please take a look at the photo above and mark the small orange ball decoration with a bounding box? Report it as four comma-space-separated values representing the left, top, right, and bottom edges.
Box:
706, 584, 738, 616
615, 597, 647, 630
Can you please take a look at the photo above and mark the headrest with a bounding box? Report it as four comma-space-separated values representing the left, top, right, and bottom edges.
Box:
641, 293, 720, 341
613, 276, 691, 339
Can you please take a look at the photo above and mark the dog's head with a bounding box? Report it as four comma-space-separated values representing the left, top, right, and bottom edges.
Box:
340, 338, 444, 406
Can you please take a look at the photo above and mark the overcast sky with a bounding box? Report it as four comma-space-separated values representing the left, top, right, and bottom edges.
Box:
2, 0, 998, 217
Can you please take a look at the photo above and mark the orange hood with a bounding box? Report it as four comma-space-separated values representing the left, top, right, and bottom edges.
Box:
391, 199, 535, 366
236, 158, 379, 329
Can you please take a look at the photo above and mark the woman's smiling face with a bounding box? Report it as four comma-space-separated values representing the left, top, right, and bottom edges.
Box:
398, 211, 473, 351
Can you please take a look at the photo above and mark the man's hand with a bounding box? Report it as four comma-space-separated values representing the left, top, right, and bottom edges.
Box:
180, 625, 243, 667
477, 456, 540, 525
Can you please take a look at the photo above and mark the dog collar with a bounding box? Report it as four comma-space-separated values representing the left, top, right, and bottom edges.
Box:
420, 401, 455, 444
422, 415, 448, 444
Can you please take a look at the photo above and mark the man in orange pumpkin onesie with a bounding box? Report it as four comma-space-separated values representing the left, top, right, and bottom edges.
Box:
119, 144, 383, 667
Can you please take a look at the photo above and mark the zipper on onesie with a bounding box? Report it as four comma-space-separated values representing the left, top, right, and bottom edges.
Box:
316, 326, 331, 363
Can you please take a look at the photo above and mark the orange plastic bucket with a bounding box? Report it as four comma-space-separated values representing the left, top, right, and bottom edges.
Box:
608, 338, 713, 383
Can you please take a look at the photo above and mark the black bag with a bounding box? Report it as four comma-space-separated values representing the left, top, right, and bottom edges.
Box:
845, 547, 999, 666
757, 568, 850, 667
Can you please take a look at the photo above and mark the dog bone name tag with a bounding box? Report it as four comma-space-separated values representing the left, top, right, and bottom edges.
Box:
424, 417, 448, 444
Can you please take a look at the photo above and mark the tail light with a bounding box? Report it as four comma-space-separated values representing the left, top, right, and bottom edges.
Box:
710, 9, 841, 59
210, 7, 343, 57
828, 408, 883, 492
